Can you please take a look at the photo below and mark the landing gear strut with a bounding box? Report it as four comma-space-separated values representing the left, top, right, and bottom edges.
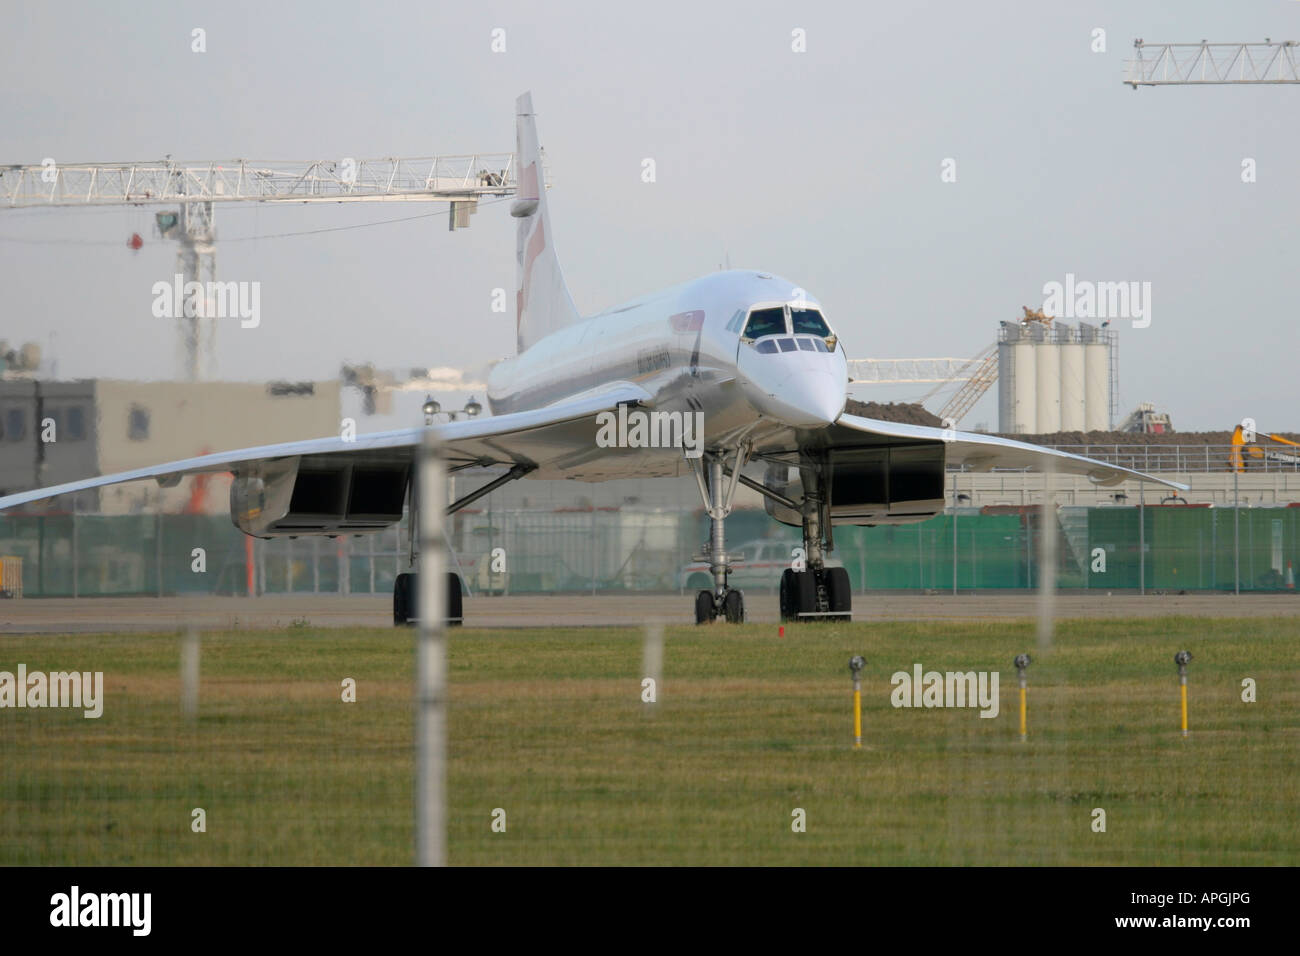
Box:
394, 477, 464, 626
689, 446, 750, 623
778, 459, 851, 623
391, 461, 536, 627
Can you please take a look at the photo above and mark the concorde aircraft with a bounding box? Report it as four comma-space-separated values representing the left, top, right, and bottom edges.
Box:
0, 93, 1185, 625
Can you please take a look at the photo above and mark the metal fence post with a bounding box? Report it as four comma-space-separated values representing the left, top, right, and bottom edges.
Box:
415, 429, 446, 867
1234, 467, 1240, 595
156, 512, 164, 598
1139, 483, 1145, 596
951, 471, 958, 596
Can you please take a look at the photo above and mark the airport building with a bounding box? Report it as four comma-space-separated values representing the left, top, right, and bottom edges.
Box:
0, 379, 339, 513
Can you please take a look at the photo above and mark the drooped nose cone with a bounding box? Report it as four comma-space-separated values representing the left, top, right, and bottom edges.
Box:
738, 341, 847, 428
785, 365, 847, 425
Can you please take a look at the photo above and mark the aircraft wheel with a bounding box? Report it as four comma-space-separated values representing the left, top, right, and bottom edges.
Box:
392, 571, 464, 627
446, 571, 464, 627
779, 569, 816, 621
723, 589, 745, 623
694, 590, 715, 624
394, 572, 414, 626
825, 567, 852, 618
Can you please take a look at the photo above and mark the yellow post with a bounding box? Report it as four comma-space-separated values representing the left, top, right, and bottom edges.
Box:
1180, 679, 1188, 737
848, 655, 865, 749
1175, 650, 1192, 738
1014, 654, 1031, 742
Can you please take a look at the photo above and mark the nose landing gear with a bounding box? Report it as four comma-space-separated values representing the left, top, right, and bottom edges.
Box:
689, 446, 750, 623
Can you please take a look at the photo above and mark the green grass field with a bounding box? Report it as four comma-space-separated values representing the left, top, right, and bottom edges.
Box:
2, 616, 1297, 865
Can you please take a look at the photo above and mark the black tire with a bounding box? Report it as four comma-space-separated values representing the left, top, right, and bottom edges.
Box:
723, 589, 745, 623
447, 571, 464, 626
393, 572, 413, 626
694, 590, 715, 624
779, 569, 796, 621
779, 569, 817, 621
825, 567, 852, 617
394, 571, 464, 626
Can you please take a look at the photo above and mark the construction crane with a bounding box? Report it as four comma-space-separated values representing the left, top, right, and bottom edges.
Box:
341, 363, 488, 417
846, 357, 980, 386
916, 305, 1053, 425
0, 154, 519, 380
854, 304, 1056, 426
1125, 39, 1300, 87
850, 349, 998, 428
928, 345, 998, 425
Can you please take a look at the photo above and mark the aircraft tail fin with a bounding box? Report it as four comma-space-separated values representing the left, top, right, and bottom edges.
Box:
513, 92, 580, 352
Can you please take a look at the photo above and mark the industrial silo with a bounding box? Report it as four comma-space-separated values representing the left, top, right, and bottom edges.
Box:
1058, 324, 1087, 432
997, 323, 1015, 433
1035, 328, 1061, 434
997, 320, 1042, 433
1013, 324, 1041, 433
1081, 322, 1110, 431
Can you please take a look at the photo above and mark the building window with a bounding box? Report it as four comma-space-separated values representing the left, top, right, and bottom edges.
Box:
3, 408, 24, 442
128, 406, 150, 441
65, 406, 87, 441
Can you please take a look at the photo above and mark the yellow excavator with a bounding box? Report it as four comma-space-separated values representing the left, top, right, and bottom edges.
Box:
1230, 425, 1300, 472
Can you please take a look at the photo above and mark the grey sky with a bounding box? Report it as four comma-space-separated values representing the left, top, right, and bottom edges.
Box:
2, 0, 1296, 431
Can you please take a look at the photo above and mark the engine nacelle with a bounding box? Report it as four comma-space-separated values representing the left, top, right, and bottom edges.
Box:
230, 455, 410, 537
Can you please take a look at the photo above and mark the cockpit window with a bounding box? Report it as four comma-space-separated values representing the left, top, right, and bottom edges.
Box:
797, 337, 816, 352
743, 307, 787, 339
754, 339, 779, 354
777, 337, 798, 353
791, 308, 831, 337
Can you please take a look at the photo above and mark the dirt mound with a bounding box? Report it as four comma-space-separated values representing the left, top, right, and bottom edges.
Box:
999, 430, 1300, 446
841, 400, 1299, 445
844, 400, 943, 427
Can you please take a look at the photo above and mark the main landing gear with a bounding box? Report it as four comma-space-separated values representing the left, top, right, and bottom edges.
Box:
689, 449, 852, 624
778, 459, 852, 623
393, 461, 534, 627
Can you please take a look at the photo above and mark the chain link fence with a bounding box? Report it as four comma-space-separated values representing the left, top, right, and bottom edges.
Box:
1, 505, 1298, 597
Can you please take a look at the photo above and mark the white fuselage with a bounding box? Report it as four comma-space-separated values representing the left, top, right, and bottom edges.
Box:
486, 270, 848, 457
